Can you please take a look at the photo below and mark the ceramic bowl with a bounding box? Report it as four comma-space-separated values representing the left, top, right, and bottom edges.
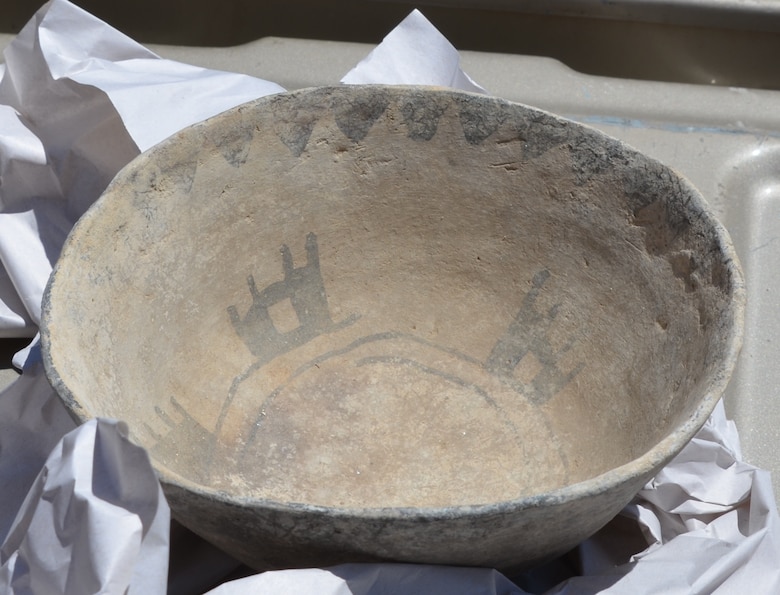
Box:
41, 85, 744, 572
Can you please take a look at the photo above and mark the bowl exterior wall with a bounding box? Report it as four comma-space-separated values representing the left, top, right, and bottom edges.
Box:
163, 469, 651, 572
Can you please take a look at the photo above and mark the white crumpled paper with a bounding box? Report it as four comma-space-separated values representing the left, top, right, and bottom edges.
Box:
0, 2, 778, 593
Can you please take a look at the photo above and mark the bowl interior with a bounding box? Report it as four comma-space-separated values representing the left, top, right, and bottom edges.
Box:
42, 86, 741, 510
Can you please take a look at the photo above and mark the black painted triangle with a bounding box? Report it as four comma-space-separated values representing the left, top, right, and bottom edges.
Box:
333, 89, 391, 142
457, 95, 506, 145
275, 119, 317, 157
213, 123, 254, 168
400, 92, 449, 141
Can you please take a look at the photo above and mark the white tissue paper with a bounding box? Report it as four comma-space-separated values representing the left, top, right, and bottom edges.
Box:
0, 414, 170, 595
0, 1, 778, 593
340, 9, 486, 94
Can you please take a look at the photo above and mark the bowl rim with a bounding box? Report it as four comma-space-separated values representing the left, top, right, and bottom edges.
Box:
39, 84, 747, 520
